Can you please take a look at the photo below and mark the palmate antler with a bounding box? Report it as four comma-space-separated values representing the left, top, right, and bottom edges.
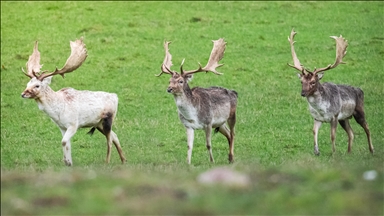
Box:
287, 29, 305, 74
156, 38, 227, 77
23, 37, 88, 81
23, 41, 42, 78
313, 35, 348, 74
156, 41, 174, 76
287, 29, 348, 75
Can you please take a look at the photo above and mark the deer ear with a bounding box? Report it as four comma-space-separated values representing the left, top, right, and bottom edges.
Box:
185, 74, 193, 83
297, 73, 302, 79
43, 76, 52, 85
317, 72, 324, 80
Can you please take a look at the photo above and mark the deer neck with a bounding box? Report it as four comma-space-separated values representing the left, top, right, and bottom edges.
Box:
306, 82, 341, 122
306, 83, 325, 103
173, 85, 197, 118
174, 84, 192, 103
35, 87, 63, 120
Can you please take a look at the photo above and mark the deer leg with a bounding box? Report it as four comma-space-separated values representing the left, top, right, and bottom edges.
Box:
97, 127, 125, 164
228, 113, 236, 163
218, 124, 234, 163
110, 131, 126, 163
105, 133, 112, 164
313, 120, 322, 155
96, 128, 111, 163
60, 126, 77, 166
330, 117, 338, 153
204, 126, 214, 163
186, 128, 194, 164
95, 114, 114, 163
339, 119, 354, 153
353, 109, 374, 154
102, 113, 114, 163
102, 113, 112, 163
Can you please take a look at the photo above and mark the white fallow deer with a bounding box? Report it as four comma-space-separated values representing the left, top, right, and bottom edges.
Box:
287, 29, 374, 155
21, 38, 126, 166
156, 39, 238, 164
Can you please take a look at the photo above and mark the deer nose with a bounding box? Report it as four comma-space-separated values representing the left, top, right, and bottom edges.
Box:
167, 87, 172, 93
301, 91, 306, 97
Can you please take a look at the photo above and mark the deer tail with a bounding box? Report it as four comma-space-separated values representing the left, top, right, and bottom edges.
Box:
87, 127, 96, 136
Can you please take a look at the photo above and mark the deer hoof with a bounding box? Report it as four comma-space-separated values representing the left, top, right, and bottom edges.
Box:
228, 154, 234, 163
63, 159, 72, 166
370, 148, 374, 155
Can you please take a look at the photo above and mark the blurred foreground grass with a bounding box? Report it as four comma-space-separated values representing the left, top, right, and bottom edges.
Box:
2, 154, 383, 215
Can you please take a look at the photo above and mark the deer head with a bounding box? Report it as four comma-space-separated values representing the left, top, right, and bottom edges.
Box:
21, 38, 88, 99
287, 29, 348, 97
155, 39, 227, 96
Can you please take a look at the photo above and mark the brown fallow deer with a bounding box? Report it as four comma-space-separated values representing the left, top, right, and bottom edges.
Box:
287, 29, 374, 155
21, 38, 126, 166
156, 39, 238, 164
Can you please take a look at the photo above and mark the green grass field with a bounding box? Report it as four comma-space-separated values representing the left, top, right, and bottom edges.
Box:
1, 1, 383, 215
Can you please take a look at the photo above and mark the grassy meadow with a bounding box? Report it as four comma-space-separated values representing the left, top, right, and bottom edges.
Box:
1, 1, 383, 215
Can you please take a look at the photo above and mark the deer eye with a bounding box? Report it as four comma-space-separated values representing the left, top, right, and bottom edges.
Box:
310, 82, 315, 85
179, 80, 184, 84
35, 85, 40, 88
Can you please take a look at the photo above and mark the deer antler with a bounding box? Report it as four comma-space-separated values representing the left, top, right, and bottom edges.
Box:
32, 37, 88, 81
156, 41, 177, 77
181, 38, 226, 76
287, 29, 306, 74
313, 35, 348, 74
287, 29, 348, 75
23, 41, 42, 78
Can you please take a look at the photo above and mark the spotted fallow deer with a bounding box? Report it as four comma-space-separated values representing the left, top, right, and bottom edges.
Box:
287, 29, 374, 155
156, 39, 238, 164
21, 38, 126, 166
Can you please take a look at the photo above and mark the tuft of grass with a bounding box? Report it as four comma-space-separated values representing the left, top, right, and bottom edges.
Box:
1, 1, 383, 215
